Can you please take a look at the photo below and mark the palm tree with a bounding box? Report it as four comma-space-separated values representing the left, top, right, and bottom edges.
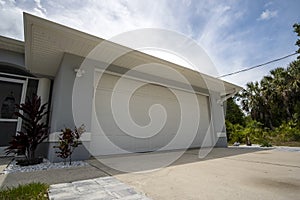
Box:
260, 76, 274, 129
286, 60, 300, 116
238, 81, 264, 122
270, 68, 292, 121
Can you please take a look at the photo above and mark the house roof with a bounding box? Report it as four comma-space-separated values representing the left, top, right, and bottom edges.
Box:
0, 36, 24, 53
23, 12, 242, 96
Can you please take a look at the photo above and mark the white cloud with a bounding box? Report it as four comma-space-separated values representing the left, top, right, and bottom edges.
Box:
0, 1, 296, 87
0, 0, 47, 40
258, 9, 278, 21
195, 3, 251, 77
0, 1, 260, 86
42, 0, 184, 40
34, 0, 47, 14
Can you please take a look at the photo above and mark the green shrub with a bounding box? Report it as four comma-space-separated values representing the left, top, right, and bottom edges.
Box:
226, 121, 244, 143
273, 119, 300, 142
5, 95, 49, 165
292, 132, 300, 141
53, 124, 85, 165
226, 117, 300, 146
260, 140, 273, 147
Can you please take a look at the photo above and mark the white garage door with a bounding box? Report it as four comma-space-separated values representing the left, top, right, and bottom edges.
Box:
90, 73, 211, 156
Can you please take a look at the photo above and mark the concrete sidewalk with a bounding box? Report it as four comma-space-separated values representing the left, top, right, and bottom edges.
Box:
0, 157, 12, 187
0, 162, 108, 188
48, 176, 151, 200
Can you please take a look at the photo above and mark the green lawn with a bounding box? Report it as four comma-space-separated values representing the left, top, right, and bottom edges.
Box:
0, 182, 49, 200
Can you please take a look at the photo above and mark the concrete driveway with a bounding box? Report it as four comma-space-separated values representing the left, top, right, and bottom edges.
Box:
93, 148, 300, 200
1, 148, 300, 199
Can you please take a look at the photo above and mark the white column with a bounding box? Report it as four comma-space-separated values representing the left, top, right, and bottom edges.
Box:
37, 78, 51, 124
37, 78, 51, 105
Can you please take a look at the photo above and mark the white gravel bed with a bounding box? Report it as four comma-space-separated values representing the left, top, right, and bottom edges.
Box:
4, 159, 89, 174
274, 146, 300, 152
229, 144, 275, 150
229, 144, 300, 152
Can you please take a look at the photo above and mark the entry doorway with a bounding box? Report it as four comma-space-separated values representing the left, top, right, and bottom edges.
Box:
0, 77, 27, 155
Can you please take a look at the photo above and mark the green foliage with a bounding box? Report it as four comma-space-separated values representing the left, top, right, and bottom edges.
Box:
227, 118, 273, 146
241, 120, 264, 145
54, 124, 85, 165
226, 121, 244, 143
236, 23, 300, 129
228, 117, 300, 146
5, 95, 49, 164
0, 182, 49, 200
273, 117, 300, 143
293, 23, 300, 59
225, 97, 245, 126
260, 140, 272, 147
237, 59, 300, 129
225, 97, 245, 141
227, 23, 300, 147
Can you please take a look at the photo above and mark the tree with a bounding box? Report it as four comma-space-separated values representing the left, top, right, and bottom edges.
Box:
237, 60, 300, 130
228, 23, 300, 146
293, 23, 300, 59
225, 97, 245, 141
6, 95, 49, 165
225, 97, 245, 125
286, 60, 300, 115
237, 81, 265, 123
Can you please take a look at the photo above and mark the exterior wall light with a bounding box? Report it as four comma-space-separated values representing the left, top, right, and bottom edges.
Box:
74, 69, 85, 77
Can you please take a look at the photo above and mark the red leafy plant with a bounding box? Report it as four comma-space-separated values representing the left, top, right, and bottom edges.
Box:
53, 124, 85, 165
5, 95, 49, 166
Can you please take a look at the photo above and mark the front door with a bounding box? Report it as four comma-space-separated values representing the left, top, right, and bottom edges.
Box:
0, 77, 27, 156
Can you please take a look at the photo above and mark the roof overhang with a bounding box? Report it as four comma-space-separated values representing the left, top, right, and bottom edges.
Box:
0, 36, 24, 53
24, 13, 103, 77
24, 12, 242, 95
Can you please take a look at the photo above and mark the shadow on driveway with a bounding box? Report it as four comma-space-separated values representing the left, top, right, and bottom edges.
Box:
87, 147, 267, 176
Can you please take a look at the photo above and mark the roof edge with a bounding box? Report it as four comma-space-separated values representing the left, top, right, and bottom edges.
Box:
0, 35, 24, 53
23, 12, 243, 92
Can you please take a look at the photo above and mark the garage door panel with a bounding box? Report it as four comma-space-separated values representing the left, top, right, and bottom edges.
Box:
90, 135, 128, 155
129, 94, 180, 129
198, 95, 210, 127
191, 132, 205, 147
92, 73, 211, 155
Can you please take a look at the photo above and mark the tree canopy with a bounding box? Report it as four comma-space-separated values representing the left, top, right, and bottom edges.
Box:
225, 23, 300, 146
293, 23, 300, 59
225, 97, 245, 126
237, 60, 300, 129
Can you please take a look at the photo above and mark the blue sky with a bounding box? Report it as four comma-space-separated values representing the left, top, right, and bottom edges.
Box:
0, 0, 299, 87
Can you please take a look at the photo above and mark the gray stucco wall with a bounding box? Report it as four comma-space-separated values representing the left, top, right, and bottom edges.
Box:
209, 92, 228, 147
0, 49, 24, 67
215, 137, 228, 147
50, 53, 95, 132
46, 141, 91, 163
48, 53, 93, 162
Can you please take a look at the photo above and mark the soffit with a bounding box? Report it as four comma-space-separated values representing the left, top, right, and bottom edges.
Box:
24, 13, 242, 94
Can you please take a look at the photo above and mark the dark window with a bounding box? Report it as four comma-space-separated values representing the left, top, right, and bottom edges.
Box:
26, 79, 38, 99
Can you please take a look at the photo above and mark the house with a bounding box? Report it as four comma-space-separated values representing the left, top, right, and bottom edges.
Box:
0, 13, 242, 162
